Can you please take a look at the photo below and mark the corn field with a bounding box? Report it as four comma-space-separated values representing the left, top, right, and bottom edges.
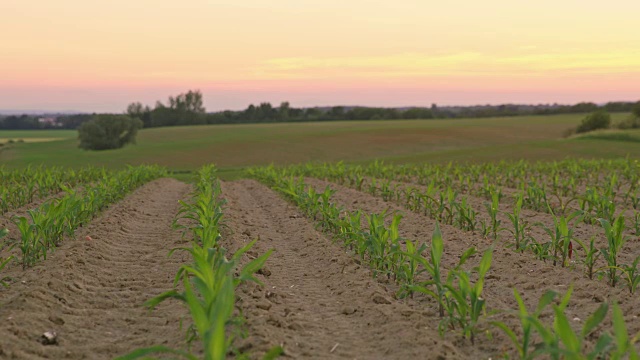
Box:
2, 159, 640, 359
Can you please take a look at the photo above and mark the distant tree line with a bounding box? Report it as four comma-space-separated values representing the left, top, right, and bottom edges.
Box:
0, 114, 94, 130
1, 91, 639, 130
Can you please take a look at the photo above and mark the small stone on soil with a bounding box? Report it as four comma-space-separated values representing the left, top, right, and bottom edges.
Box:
40, 331, 58, 345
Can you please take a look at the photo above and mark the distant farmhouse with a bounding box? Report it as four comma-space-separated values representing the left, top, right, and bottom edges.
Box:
38, 117, 61, 127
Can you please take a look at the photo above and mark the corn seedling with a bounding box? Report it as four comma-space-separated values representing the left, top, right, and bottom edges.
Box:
505, 193, 532, 252
443, 247, 494, 344
484, 190, 503, 239
574, 236, 601, 280
538, 209, 581, 267
408, 223, 476, 320
491, 289, 558, 360
454, 197, 478, 232
397, 238, 427, 298
620, 256, 640, 294
528, 287, 611, 360
599, 216, 627, 287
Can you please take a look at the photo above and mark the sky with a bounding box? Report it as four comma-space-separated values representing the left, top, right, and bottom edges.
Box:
1, 0, 639, 112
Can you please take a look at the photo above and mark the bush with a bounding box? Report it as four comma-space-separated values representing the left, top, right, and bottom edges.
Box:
576, 110, 611, 134
617, 116, 640, 130
632, 101, 640, 119
78, 114, 143, 151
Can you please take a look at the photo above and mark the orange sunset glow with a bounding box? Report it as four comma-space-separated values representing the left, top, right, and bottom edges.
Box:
1, 0, 639, 111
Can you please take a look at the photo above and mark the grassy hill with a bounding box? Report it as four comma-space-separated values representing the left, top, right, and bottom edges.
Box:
1, 113, 638, 178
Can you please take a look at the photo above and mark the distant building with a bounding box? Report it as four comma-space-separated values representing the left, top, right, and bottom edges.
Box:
38, 117, 60, 126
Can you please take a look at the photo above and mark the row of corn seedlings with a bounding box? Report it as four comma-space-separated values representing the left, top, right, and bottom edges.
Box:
253, 164, 640, 358
326, 161, 638, 230
278, 164, 640, 294
0, 166, 108, 214
249, 166, 494, 344
5, 165, 166, 270
304, 159, 639, 204
119, 165, 278, 360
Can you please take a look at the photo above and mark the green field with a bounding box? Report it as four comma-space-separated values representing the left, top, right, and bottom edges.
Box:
1, 113, 638, 178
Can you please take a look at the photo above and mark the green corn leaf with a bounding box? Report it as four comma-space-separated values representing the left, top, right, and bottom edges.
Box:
582, 302, 608, 338
612, 302, 629, 353
553, 305, 581, 353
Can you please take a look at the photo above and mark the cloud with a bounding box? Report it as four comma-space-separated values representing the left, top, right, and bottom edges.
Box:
251, 49, 640, 80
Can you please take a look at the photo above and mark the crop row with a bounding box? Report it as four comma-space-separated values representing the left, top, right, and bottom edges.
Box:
0, 165, 166, 285
335, 159, 640, 201
0, 166, 109, 214
249, 165, 640, 359
277, 162, 640, 292
291, 161, 640, 225
119, 165, 279, 360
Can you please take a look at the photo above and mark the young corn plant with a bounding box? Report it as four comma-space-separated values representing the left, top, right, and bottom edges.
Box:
336, 210, 363, 251
484, 190, 503, 239
505, 193, 532, 252
538, 209, 581, 267
620, 256, 640, 294
491, 289, 558, 360
397, 238, 427, 298
12, 216, 39, 269
599, 216, 627, 287
407, 223, 476, 319
528, 287, 611, 360
407, 222, 447, 317
454, 197, 478, 233
443, 247, 494, 344
524, 183, 548, 212
574, 236, 601, 280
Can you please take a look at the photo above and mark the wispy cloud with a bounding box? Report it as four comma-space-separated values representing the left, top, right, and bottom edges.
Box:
252, 50, 640, 80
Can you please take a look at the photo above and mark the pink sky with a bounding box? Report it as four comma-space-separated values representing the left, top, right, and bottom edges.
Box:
1, 0, 639, 112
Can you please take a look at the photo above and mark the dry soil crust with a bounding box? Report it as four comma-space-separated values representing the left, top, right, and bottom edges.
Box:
0, 178, 192, 359
220, 179, 462, 360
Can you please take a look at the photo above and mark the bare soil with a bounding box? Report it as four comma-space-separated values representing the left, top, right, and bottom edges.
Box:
0, 178, 192, 359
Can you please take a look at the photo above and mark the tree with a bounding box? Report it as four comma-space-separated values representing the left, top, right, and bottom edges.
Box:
278, 101, 290, 120
78, 114, 143, 150
575, 110, 611, 133
632, 101, 640, 118
127, 102, 152, 128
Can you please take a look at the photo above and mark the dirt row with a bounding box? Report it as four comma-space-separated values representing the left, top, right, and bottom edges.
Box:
220, 179, 462, 359
303, 178, 640, 358
0, 178, 191, 359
